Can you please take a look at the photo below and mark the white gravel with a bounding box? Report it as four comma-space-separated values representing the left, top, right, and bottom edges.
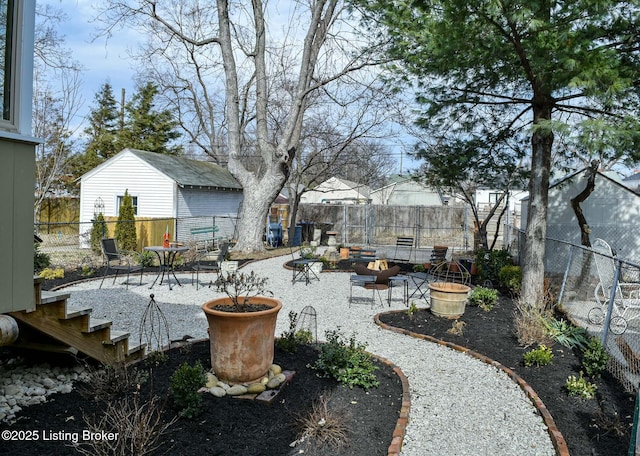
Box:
59, 255, 556, 456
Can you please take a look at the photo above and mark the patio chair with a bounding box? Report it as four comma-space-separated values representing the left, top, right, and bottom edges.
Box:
191, 241, 229, 289
100, 238, 143, 289
392, 236, 414, 263
588, 238, 640, 334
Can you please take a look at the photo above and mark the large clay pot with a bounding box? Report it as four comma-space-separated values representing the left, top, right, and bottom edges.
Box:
429, 282, 471, 319
202, 296, 282, 384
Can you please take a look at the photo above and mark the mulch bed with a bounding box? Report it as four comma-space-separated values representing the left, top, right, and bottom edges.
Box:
378, 296, 636, 456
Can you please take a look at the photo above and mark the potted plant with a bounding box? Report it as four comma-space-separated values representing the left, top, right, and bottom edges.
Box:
202, 271, 282, 384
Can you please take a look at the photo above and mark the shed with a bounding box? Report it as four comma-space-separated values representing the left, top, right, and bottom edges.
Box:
521, 168, 640, 261
300, 177, 371, 204
79, 148, 243, 245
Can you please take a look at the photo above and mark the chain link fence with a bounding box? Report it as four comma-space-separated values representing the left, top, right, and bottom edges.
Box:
34, 215, 239, 270
507, 224, 640, 393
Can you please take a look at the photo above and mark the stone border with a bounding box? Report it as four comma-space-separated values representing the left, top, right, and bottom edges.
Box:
374, 310, 570, 456
371, 353, 411, 456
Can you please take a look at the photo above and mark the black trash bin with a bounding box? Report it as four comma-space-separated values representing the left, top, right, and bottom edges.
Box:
291, 225, 302, 246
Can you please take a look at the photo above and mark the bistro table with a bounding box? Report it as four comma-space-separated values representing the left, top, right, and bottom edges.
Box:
144, 245, 190, 290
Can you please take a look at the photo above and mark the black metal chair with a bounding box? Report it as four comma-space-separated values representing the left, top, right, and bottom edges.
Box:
191, 241, 229, 289
100, 238, 143, 289
392, 236, 414, 263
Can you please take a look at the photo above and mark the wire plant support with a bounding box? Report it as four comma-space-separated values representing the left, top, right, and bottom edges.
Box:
139, 294, 171, 353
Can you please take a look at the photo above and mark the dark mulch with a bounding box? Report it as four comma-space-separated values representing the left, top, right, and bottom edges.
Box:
2, 341, 402, 456
378, 295, 636, 456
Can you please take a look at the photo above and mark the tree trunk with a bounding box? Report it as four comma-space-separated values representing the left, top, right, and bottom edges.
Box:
232, 170, 286, 253
570, 161, 599, 247
520, 107, 553, 307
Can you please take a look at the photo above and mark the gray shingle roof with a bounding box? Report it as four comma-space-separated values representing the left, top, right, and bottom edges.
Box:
127, 149, 242, 190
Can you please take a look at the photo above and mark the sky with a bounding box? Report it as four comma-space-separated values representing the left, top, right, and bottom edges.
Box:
40, 0, 419, 175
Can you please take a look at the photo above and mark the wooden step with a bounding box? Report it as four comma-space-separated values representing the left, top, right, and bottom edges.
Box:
24, 277, 146, 365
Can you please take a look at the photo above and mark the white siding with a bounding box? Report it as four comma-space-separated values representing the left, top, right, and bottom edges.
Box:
79, 152, 176, 242
176, 188, 243, 218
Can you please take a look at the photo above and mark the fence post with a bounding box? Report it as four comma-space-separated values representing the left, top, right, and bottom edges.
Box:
602, 258, 623, 345
557, 245, 574, 304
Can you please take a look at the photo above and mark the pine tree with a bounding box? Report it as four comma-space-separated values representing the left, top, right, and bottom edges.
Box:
90, 212, 107, 254
117, 82, 182, 155
70, 82, 120, 177
114, 190, 137, 251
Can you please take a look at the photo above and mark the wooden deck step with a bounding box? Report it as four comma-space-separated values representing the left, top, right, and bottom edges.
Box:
108, 330, 131, 344
64, 306, 93, 319
86, 318, 112, 333
39, 290, 71, 305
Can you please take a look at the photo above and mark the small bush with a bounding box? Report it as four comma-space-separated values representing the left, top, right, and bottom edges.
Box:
39, 267, 65, 280
140, 250, 155, 268
566, 372, 597, 399
412, 264, 425, 273
523, 344, 554, 367
313, 330, 379, 389
277, 311, 314, 353
513, 299, 554, 348
295, 392, 350, 451
475, 248, 512, 284
34, 243, 51, 273
467, 286, 498, 311
582, 337, 610, 378
498, 265, 522, 294
406, 301, 419, 319
544, 318, 589, 350
169, 361, 206, 419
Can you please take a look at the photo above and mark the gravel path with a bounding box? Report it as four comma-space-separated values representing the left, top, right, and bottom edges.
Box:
59, 255, 556, 456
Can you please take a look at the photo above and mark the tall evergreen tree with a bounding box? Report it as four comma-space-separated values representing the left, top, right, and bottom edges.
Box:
117, 82, 182, 155
69, 82, 120, 177
357, 0, 640, 306
115, 190, 138, 252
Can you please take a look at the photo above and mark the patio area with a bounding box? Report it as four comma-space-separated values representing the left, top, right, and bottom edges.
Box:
56, 253, 556, 456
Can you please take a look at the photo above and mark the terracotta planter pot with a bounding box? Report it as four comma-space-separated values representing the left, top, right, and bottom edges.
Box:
339, 247, 350, 259
428, 282, 471, 319
202, 296, 282, 384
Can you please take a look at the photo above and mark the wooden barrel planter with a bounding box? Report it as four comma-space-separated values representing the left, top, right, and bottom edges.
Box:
429, 282, 471, 319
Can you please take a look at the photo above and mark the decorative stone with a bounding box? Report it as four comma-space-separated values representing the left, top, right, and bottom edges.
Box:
205, 373, 218, 388
260, 376, 269, 385
226, 385, 248, 396
247, 383, 266, 394
270, 364, 282, 375
266, 374, 286, 389
209, 386, 226, 397
217, 381, 230, 390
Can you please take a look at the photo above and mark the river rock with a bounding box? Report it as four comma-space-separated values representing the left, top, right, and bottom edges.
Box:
205, 373, 218, 388
247, 383, 266, 394
226, 385, 248, 396
270, 364, 282, 375
209, 386, 226, 397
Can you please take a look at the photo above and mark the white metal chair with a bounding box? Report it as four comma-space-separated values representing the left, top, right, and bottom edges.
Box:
588, 238, 640, 334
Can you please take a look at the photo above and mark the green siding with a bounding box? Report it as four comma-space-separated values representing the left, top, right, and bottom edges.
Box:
0, 139, 35, 313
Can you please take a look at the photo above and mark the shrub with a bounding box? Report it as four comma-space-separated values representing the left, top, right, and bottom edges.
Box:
277, 311, 314, 353
412, 264, 425, 273
313, 330, 379, 389
544, 318, 589, 350
140, 250, 155, 268
582, 337, 610, 377
474, 248, 512, 284
34, 243, 51, 273
169, 361, 206, 419
513, 299, 554, 348
498, 265, 522, 294
467, 286, 498, 311
566, 372, 597, 399
115, 189, 137, 252
39, 267, 65, 280
523, 344, 554, 367
90, 212, 107, 255
295, 392, 350, 451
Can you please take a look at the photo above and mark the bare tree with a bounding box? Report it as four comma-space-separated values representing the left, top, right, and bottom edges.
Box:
97, 0, 384, 253
33, 4, 83, 220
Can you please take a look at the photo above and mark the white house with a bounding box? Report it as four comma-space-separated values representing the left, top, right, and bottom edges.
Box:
370, 176, 445, 205
521, 168, 640, 261
79, 148, 243, 244
300, 177, 371, 204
